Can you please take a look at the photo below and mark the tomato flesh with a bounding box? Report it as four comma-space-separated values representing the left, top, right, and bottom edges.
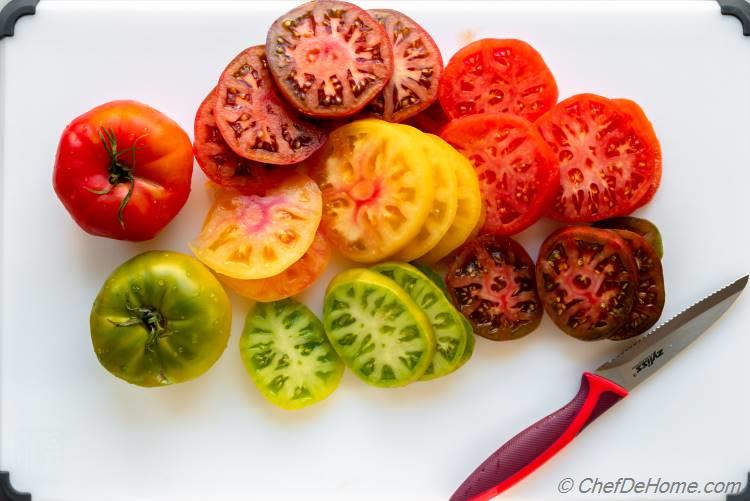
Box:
439, 39, 558, 121
266, 0, 394, 118
310, 119, 435, 262
446, 235, 541, 340
612, 98, 662, 210
191, 175, 322, 280
219, 231, 331, 302
608, 230, 665, 340
194, 88, 294, 195
536, 226, 637, 341
53, 100, 193, 241
364, 9, 443, 122
215, 46, 326, 165
441, 113, 559, 236
535, 94, 661, 222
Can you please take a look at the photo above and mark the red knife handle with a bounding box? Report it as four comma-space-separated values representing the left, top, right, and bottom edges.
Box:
450, 372, 628, 501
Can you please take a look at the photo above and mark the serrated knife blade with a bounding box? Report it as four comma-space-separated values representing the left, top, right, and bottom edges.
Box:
595, 274, 748, 391
451, 275, 748, 501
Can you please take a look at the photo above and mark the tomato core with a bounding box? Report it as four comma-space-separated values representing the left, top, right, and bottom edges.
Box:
350, 179, 377, 201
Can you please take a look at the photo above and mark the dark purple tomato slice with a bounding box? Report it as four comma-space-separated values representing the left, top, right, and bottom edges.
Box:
592, 216, 663, 259
446, 234, 541, 341
536, 226, 637, 341
607, 229, 665, 340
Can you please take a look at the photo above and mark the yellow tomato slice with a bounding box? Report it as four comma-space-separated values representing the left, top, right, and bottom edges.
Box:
393, 126, 458, 262
311, 119, 435, 263
420, 135, 483, 264
218, 231, 331, 302
190, 174, 322, 279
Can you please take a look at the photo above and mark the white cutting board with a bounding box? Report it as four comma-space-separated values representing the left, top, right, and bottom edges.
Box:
1, 1, 749, 500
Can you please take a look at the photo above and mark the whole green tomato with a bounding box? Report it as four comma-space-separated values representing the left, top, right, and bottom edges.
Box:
90, 251, 232, 387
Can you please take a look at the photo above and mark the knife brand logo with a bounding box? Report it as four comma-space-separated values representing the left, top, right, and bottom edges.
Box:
632, 348, 664, 376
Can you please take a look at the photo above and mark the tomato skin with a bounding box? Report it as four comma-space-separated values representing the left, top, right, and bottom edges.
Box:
90, 251, 232, 387
441, 113, 560, 236
53, 101, 193, 241
439, 39, 558, 121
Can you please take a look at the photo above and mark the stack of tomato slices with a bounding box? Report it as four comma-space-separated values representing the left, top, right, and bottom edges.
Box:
437, 39, 662, 233
190, 1, 454, 297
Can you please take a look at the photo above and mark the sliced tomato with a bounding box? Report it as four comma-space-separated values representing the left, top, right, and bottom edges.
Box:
405, 101, 450, 135
441, 113, 559, 236
607, 229, 665, 340
190, 174, 322, 280
214, 46, 326, 165
363, 9, 443, 122
535, 226, 637, 341
194, 88, 294, 195
219, 231, 331, 302
535, 94, 661, 222
612, 98, 662, 209
446, 235, 541, 341
439, 39, 558, 121
392, 128, 457, 261
593, 216, 663, 259
266, 0, 394, 118
310, 119, 435, 263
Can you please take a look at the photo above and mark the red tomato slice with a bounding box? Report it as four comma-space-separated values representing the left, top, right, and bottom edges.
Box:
265, 0, 394, 118
535, 94, 661, 222
194, 88, 295, 195
364, 9, 443, 122
612, 98, 662, 210
439, 39, 558, 122
440, 113, 560, 236
404, 101, 450, 135
53, 100, 193, 241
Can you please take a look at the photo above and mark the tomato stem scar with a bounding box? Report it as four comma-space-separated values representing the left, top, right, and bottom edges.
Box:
85, 127, 148, 229
110, 302, 168, 353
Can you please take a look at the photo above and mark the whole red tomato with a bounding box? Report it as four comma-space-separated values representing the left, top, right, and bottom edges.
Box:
53, 101, 193, 241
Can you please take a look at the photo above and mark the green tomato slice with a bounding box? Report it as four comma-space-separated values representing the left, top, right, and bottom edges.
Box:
413, 261, 475, 374
240, 299, 344, 410
90, 251, 232, 387
324, 269, 435, 388
454, 315, 475, 371
411, 261, 449, 297
371, 262, 468, 381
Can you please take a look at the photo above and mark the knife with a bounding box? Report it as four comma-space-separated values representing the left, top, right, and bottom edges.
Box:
450, 275, 749, 501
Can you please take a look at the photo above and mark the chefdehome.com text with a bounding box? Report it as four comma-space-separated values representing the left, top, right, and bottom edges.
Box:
556, 476, 744, 495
